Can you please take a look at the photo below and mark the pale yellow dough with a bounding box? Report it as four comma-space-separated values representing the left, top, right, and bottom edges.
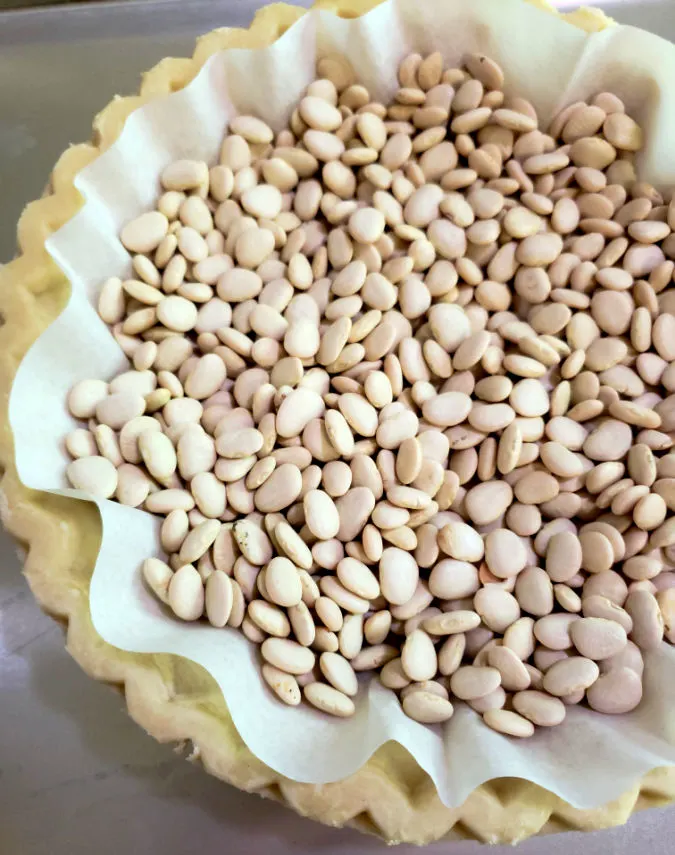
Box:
2, 0, 675, 845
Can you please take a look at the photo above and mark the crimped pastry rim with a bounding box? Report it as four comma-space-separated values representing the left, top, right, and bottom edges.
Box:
1, 0, 675, 844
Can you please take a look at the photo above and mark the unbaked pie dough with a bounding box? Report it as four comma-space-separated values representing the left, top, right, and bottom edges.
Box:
2, 0, 675, 844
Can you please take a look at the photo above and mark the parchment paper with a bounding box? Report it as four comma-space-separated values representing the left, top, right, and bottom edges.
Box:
10, 0, 675, 809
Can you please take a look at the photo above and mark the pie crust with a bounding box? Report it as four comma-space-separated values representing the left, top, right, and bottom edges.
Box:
2, 0, 675, 844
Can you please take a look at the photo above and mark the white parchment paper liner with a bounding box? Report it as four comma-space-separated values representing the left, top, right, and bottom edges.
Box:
10, 0, 675, 809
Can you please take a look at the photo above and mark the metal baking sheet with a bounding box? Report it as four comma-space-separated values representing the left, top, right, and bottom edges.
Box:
2, 2, 675, 853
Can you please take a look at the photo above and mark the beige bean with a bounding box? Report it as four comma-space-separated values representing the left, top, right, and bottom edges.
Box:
450, 665, 501, 700
142, 557, 174, 604
315, 596, 344, 634
540, 442, 583, 478
514, 471, 559, 505
469, 685, 507, 713
582, 595, 632, 632
121, 211, 169, 253
583, 419, 633, 462
377, 409, 420, 450
633, 493, 667, 531
338, 393, 378, 436
336, 557, 380, 601
335, 487, 376, 541
338, 613, 364, 659
464, 480, 513, 525
233, 520, 272, 566
138, 431, 176, 483
429, 559, 479, 600
145, 489, 195, 514
430, 632, 463, 678
484, 529, 527, 578
402, 691, 454, 723
276, 388, 325, 438
265, 556, 303, 607
579, 530, 614, 574
474, 586, 520, 633
487, 646, 531, 691
216, 428, 264, 460
542, 656, 599, 697
177, 426, 216, 480
483, 708, 534, 738
274, 521, 312, 570
287, 601, 315, 647
178, 520, 221, 565
262, 638, 316, 675
503, 617, 536, 661
254, 464, 303, 512
401, 630, 437, 682
322, 460, 352, 497
304, 682, 355, 717
299, 95, 342, 131
205, 571, 234, 627
422, 610, 480, 635
545, 531, 582, 583
162, 159, 209, 191
513, 690, 566, 726
422, 391, 472, 427
600, 638, 644, 677
68, 379, 110, 419
379, 657, 411, 690
262, 665, 301, 706
497, 422, 522, 475
303, 490, 340, 540
569, 617, 627, 660
66, 456, 118, 499
227, 580, 246, 628
438, 520, 484, 562
586, 667, 643, 714
95, 392, 146, 430
320, 652, 358, 696
247, 600, 290, 643
534, 610, 580, 649
168, 564, 204, 621
379, 547, 419, 605
362, 610, 390, 645
98, 277, 126, 324
553, 585, 581, 614
116, 464, 152, 507
351, 644, 398, 671
66, 429, 98, 459
625, 589, 664, 650
320, 576, 369, 616
515, 567, 554, 617
324, 409, 355, 456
